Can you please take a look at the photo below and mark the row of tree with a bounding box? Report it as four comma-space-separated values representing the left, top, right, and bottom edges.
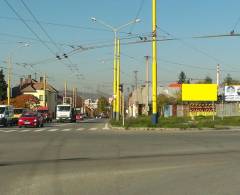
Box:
0, 70, 7, 101
178, 71, 240, 85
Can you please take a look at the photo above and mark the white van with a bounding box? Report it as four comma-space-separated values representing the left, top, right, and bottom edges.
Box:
0, 105, 14, 126
56, 104, 76, 123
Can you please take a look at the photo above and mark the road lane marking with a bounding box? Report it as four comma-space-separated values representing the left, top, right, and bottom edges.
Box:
34, 128, 46, 132
103, 123, 110, 130
76, 128, 85, 131
0, 129, 7, 132
5, 130, 17, 133
48, 129, 59, 132
20, 129, 31, 132
54, 123, 72, 127
61, 128, 71, 132
89, 127, 97, 131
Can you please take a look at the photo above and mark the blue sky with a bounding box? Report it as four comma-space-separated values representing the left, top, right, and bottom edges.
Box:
1, 0, 240, 94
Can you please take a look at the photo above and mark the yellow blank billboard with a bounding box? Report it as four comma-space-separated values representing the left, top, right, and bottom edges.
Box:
182, 84, 217, 101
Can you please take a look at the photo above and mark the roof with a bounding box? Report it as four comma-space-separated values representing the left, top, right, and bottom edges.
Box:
21, 82, 58, 93
21, 85, 36, 93
168, 83, 182, 89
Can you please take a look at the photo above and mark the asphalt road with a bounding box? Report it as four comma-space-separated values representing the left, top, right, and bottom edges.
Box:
1, 119, 240, 195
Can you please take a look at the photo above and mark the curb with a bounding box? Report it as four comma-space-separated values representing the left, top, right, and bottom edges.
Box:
108, 123, 240, 133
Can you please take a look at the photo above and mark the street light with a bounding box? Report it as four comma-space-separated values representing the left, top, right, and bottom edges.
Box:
7, 43, 30, 105
91, 17, 140, 120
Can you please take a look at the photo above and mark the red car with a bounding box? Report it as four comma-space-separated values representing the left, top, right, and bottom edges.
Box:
18, 112, 44, 128
76, 114, 84, 121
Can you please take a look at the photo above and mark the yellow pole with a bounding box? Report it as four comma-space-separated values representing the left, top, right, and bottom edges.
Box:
7, 56, 11, 106
116, 39, 120, 121
113, 34, 118, 119
122, 91, 125, 126
152, 0, 158, 124
43, 74, 46, 107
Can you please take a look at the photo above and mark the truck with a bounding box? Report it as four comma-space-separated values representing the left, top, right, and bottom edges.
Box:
56, 104, 76, 123
0, 105, 14, 126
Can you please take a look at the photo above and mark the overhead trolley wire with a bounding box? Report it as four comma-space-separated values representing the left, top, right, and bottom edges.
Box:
3, 0, 56, 56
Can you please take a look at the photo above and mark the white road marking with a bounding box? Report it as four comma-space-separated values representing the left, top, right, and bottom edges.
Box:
76, 128, 85, 131
89, 127, 97, 131
103, 123, 110, 130
0, 129, 7, 132
5, 130, 17, 133
34, 128, 46, 132
54, 123, 71, 127
61, 128, 71, 132
48, 129, 59, 132
20, 129, 31, 132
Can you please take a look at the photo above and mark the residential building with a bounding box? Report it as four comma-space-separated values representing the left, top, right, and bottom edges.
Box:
14, 75, 58, 117
128, 83, 181, 117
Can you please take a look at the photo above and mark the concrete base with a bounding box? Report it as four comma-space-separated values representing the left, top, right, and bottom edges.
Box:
112, 112, 116, 119
152, 113, 158, 125
116, 112, 120, 121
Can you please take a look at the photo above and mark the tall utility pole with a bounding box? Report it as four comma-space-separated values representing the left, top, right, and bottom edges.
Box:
113, 34, 117, 119
217, 64, 220, 86
91, 17, 140, 120
72, 87, 75, 108
133, 70, 138, 116
7, 43, 30, 106
145, 56, 150, 115
7, 56, 12, 106
64, 80, 67, 103
134, 70, 138, 91
43, 74, 46, 107
152, 0, 158, 124
75, 88, 77, 108
116, 39, 121, 121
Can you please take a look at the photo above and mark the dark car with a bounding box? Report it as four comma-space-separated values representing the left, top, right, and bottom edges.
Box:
18, 112, 44, 128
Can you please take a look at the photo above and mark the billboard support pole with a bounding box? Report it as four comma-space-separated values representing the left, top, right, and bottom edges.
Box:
212, 101, 215, 121
221, 99, 224, 120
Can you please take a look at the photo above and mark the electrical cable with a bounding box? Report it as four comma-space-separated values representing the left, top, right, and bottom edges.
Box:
3, 0, 56, 56
20, 0, 62, 53
128, 0, 145, 34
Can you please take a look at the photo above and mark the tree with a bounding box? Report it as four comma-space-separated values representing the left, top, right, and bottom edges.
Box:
97, 97, 109, 114
223, 74, 240, 85
178, 71, 187, 84
204, 76, 213, 84
224, 74, 233, 85
0, 70, 7, 101
157, 94, 176, 116
0, 94, 39, 108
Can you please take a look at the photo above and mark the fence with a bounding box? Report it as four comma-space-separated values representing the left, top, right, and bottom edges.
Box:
163, 103, 240, 117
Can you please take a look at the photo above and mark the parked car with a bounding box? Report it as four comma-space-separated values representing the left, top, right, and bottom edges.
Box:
0, 105, 14, 127
13, 108, 27, 125
76, 114, 84, 121
18, 112, 44, 128
36, 106, 52, 122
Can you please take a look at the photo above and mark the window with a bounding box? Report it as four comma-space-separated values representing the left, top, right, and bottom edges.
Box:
39, 95, 43, 101
57, 106, 70, 111
0, 107, 5, 114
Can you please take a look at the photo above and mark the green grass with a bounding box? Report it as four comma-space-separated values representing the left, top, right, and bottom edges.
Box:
110, 116, 240, 129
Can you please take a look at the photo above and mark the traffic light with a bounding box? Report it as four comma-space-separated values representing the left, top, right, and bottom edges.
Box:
119, 84, 123, 92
